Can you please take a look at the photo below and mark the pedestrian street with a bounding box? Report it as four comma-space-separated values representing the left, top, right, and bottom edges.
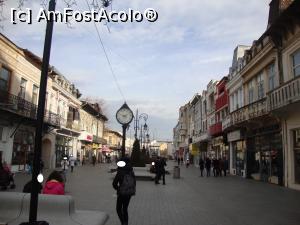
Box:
9, 162, 300, 225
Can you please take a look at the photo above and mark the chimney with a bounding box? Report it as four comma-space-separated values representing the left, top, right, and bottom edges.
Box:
267, 0, 294, 28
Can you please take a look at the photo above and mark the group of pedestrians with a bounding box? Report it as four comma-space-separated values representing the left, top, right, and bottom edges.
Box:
23, 170, 65, 195
199, 157, 228, 177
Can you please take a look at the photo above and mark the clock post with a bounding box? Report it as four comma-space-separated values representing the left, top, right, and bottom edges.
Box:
116, 102, 134, 158
121, 125, 127, 157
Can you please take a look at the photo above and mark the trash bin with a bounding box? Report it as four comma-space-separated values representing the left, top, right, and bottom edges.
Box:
173, 166, 180, 179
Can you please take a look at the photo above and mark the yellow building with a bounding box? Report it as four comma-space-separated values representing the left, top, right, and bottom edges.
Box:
103, 129, 122, 161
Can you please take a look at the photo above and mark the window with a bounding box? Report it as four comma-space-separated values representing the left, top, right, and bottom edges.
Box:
268, 64, 276, 91
0, 67, 10, 91
238, 88, 243, 108
257, 73, 264, 100
32, 85, 39, 105
293, 50, 300, 77
19, 78, 27, 99
248, 79, 255, 103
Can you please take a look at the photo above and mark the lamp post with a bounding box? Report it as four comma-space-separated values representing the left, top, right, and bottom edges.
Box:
133, 111, 148, 148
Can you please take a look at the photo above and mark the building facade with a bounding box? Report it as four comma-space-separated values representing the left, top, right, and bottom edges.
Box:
173, 0, 300, 190
0, 33, 109, 170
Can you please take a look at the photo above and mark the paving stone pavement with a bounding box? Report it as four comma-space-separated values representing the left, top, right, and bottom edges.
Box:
8, 161, 300, 225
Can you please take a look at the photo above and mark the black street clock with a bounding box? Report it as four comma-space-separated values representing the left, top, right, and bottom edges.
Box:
116, 102, 134, 125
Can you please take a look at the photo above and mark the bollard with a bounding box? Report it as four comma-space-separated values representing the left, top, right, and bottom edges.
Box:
173, 166, 180, 179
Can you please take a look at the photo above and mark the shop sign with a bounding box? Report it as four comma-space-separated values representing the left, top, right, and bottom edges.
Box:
78, 131, 93, 142
92, 143, 99, 148
228, 130, 241, 142
189, 144, 199, 156
212, 136, 223, 146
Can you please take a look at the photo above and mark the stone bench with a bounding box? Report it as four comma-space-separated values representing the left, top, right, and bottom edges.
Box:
0, 192, 109, 225
133, 167, 155, 180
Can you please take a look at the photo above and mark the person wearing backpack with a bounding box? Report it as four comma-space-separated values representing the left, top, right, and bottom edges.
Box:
112, 157, 136, 225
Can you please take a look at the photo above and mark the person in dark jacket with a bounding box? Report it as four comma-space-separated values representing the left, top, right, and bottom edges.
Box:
213, 158, 218, 177
205, 157, 211, 177
154, 156, 161, 184
160, 157, 167, 185
113, 157, 136, 225
199, 158, 205, 177
23, 180, 43, 193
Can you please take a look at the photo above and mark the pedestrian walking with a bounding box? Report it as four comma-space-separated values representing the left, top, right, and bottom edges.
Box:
61, 157, 69, 182
69, 155, 76, 173
213, 158, 218, 177
205, 157, 211, 177
113, 157, 136, 225
154, 156, 162, 184
223, 157, 228, 176
199, 158, 204, 177
219, 158, 224, 177
160, 157, 167, 185
92, 155, 96, 166
177, 157, 180, 166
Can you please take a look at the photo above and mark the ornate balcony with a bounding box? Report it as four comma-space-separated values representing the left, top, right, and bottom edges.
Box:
267, 76, 300, 111
231, 98, 268, 125
216, 94, 228, 111
66, 120, 81, 131
0, 90, 60, 127
222, 116, 232, 131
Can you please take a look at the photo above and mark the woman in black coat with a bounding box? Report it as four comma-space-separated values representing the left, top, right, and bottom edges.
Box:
112, 157, 136, 225
199, 158, 205, 177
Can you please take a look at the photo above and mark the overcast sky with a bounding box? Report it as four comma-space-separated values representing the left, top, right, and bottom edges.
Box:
2, 0, 270, 141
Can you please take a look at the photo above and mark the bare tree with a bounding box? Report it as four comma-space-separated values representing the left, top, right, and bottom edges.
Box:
81, 96, 108, 117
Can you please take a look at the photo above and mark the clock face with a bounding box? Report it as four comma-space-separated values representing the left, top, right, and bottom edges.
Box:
116, 108, 133, 125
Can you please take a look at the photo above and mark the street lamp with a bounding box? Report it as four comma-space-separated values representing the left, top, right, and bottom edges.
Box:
133, 111, 149, 149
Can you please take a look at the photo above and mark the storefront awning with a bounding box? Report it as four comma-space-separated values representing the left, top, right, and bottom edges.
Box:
100, 145, 112, 153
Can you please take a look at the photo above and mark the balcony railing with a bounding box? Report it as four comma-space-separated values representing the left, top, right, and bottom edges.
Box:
216, 93, 228, 111
209, 122, 222, 136
231, 98, 267, 125
0, 90, 60, 127
66, 120, 81, 131
267, 76, 300, 111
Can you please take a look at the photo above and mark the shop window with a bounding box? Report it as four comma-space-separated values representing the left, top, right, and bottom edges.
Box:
292, 49, 300, 77
12, 130, 34, 166
0, 67, 10, 91
294, 129, 300, 184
